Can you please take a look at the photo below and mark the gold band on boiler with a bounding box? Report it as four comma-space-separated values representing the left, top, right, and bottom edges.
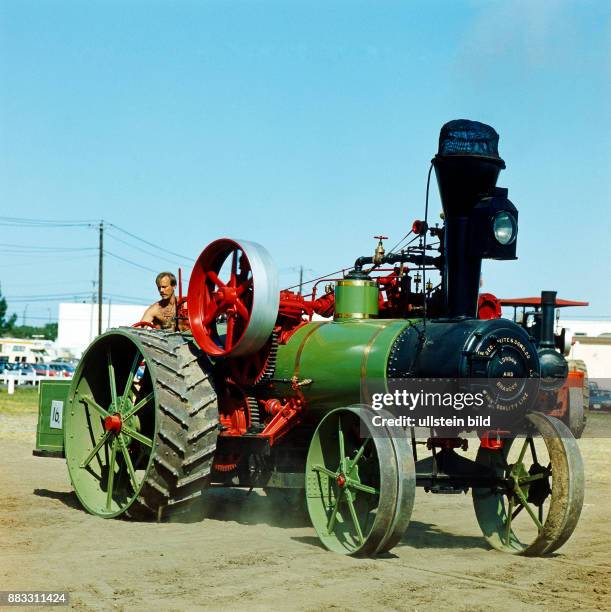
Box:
336, 280, 378, 287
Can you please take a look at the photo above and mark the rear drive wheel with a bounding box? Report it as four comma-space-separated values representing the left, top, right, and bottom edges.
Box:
64, 328, 219, 520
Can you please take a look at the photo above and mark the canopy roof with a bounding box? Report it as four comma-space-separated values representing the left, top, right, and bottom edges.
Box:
499, 297, 589, 308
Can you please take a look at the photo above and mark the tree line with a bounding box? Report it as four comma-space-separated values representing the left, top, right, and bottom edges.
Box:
0, 284, 58, 340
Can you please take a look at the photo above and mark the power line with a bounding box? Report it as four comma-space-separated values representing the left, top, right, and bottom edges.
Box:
6, 292, 93, 299
105, 292, 150, 302
104, 250, 158, 273
6, 293, 92, 303
0, 255, 98, 265
0, 215, 192, 262
108, 223, 193, 261
106, 229, 187, 267
282, 266, 352, 292
0, 244, 95, 253
0, 216, 96, 227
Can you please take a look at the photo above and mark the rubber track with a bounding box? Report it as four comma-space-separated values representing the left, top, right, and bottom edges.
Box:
123, 329, 219, 521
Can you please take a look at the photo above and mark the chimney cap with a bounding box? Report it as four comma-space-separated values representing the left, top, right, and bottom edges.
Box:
437, 119, 505, 166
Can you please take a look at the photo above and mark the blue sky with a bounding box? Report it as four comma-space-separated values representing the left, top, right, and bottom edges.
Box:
1, 0, 609, 325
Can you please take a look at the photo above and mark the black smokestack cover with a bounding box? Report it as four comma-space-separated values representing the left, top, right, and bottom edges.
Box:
433, 119, 508, 318
438, 119, 505, 163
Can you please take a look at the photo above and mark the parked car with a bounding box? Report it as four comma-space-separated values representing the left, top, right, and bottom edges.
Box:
2, 363, 23, 375
4, 364, 38, 385
590, 382, 611, 411
32, 363, 53, 376
50, 363, 73, 377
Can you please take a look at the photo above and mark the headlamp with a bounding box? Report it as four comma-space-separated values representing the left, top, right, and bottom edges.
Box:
493, 211, 517, 245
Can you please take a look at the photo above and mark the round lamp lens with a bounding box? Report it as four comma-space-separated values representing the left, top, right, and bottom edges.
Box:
493, 212, 516, 245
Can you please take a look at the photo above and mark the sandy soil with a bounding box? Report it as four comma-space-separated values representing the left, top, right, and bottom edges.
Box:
0, 410, 609, 612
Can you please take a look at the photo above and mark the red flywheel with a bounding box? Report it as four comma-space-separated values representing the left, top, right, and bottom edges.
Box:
188, 238, 279, 357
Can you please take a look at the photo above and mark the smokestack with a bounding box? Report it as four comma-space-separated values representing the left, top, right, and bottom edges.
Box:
432, 120, 506, 318
540, 291, 557, 348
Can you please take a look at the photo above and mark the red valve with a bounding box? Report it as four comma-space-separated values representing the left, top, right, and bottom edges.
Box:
412, 220, 428, 235
480, 430, 510, 450
477, 293, 502, 320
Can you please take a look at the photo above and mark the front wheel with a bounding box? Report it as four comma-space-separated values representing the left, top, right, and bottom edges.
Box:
305, 406, 415, 556
472, 412, 584, 555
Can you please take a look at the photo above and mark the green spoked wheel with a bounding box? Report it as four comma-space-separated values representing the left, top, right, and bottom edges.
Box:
64, 328, 219, 520
305, 406, 415, 556
473, 412, 584, 556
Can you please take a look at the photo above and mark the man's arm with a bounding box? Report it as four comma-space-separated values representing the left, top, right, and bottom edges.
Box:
140, 304, 159, 325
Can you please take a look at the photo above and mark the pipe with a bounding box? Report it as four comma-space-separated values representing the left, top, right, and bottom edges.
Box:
540, 291, 557, 348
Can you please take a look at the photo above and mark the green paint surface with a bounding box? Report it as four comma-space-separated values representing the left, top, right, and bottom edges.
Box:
334, 283, 379, 319
35, 380, 71, 454
275, 319, 412, 412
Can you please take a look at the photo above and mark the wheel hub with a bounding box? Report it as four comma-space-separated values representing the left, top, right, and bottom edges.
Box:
217, 286, 237, 305
527, 464, 551, 506
104, 414, 122, 434
508, 462, 530, 500
336, 473, 347, 488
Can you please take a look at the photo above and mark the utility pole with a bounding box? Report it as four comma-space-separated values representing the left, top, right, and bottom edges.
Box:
298, 265, 303, 295
98, 221, 104, 335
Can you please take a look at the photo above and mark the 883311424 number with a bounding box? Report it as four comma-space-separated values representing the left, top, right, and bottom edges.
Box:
0, 592, 69, 606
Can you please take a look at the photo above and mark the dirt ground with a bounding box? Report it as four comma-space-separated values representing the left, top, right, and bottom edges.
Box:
0, 402, 609, 611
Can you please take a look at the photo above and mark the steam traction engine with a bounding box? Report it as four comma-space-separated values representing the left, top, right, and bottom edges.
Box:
54, 121, 584, 556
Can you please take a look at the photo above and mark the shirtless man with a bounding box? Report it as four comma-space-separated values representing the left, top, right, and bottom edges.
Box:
141, 272, 178, 330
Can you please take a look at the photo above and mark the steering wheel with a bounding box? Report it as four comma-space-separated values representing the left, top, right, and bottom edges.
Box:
132, 321, 156, 329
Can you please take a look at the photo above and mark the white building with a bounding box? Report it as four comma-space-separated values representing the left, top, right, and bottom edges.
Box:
57, 302, 148, 358
559, 318, 611, 379
0, 337, 58, 363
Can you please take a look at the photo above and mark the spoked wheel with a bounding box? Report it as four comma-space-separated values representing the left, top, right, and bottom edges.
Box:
188, 238, 279, 357
566, 359, 589, 438
305, 406, 415, 556
64, 328, 219, 520
473, 412, 584, 555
